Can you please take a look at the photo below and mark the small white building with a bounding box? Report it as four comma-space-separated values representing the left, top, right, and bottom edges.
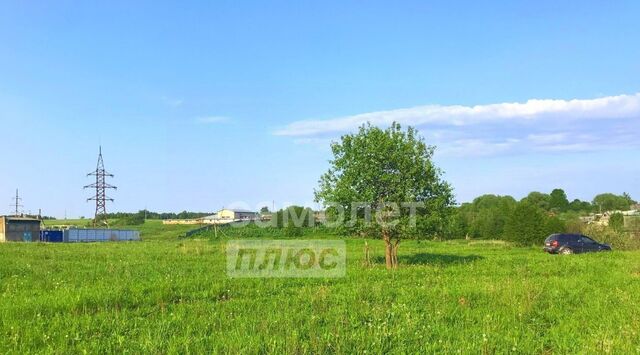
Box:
201, 209, 259, 223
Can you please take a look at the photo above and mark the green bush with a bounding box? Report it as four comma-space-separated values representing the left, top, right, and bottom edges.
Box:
609, 213, 625, 232
273, 206, 315, 228
583, 224, 640, 251
503, 203, 559, 246
114, 214, 145, 226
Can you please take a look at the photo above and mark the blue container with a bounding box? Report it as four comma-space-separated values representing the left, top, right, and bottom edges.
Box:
40, 230, 64, 243
64, 229, 140, 242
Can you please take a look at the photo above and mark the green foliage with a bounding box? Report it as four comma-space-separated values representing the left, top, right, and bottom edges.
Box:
107, 210, 212, 220
451, 195, 516, 239
593, 193, 634, 212
315, 122, 454, 240
520, 192, 551, 210
113, 214, 145, 226
543, 215, 566, 236
583, 224, 640, 251
283, 225, 304, 237
559, 211, 585, 234
609, 212, 625, 232
627, 216, 640, 231
273, 206, 315, 228
549, 188, 569, 212
569, 199, 593, 213
503, 202, 560, 245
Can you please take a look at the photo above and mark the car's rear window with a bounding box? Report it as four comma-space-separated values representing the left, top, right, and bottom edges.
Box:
545, 234, 561, 242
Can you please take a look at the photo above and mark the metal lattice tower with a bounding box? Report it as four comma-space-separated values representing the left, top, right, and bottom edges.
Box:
11, 189, 23, 216
84, 146, 116, 227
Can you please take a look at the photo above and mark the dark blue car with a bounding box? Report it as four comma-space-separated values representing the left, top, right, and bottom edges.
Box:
543, 233, 612, 254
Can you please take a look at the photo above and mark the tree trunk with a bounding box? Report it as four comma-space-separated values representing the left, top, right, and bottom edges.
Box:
383, 233, 393, 270
392, 240, 400, 269
363, 240, 372, 267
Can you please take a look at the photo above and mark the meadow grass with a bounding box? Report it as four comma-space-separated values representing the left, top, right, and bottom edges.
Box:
1, 222, 639, 353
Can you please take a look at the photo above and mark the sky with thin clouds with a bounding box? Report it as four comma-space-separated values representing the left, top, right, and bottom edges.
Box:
0, 1, 639, 217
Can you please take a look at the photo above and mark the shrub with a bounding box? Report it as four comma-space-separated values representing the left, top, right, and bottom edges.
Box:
503, 202, 548, 245
582, 224, 640, 251
609, 213, 625, 232
114, 214, 145, 226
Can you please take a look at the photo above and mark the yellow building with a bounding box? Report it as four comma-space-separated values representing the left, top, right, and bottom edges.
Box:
214, 209, 259, 221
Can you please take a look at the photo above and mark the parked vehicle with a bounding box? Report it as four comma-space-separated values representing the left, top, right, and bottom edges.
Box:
543, 234, 611, 254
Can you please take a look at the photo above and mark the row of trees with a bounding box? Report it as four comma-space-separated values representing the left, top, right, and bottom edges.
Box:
106, 210, 213, 220
449, 190, 637, 245
521, 190, 636, 214
451, 194, 565, 245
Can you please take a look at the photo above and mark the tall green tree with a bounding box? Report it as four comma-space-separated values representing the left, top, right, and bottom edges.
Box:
453, 195, 516, 239
315, 123, 454, 269
549, 188, 569, 212
521, 192, 551, 211
569, 199, 592, 213
273, 206, 314, 228
593, 193, 632, 212
503, 202, 548, 245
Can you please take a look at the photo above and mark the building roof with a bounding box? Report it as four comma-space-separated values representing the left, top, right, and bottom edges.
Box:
1, 216, 41, 222
219, 208, 257, 213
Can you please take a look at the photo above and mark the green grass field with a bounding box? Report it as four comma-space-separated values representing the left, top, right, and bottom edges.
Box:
1, 221, 640, 353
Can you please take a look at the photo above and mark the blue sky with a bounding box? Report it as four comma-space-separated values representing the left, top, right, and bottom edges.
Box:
1, 1, 639, 217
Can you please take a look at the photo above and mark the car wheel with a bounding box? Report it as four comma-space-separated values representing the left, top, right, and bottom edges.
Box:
560, 247, 573, 255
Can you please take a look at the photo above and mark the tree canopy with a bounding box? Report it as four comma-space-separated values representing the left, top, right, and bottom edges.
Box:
593, 193, 635, 212
549, 189, 570, 212
315, 122, 454, 268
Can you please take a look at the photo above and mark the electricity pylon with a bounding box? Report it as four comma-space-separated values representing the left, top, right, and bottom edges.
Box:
84, 146, 116, 227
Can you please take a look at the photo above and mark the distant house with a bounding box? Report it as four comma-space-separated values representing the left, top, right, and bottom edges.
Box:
0, 216, 41, 242
215, 208, 259, 221
197, 209, 259, 224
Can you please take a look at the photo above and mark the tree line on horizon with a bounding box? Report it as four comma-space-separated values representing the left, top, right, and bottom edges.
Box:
449, 190, 637, 246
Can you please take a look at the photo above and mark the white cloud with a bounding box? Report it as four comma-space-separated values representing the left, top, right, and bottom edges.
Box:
275, 93, 640, 157
274, 93, 640, 137
196, 116, 230, 124
440, 138, 521, 157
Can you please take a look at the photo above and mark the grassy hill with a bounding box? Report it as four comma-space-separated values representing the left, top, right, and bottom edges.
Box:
1, 229, 639, 353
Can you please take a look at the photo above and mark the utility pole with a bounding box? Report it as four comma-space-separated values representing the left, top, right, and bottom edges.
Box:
84, 146, 117, 227
11, 189, 23, 216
